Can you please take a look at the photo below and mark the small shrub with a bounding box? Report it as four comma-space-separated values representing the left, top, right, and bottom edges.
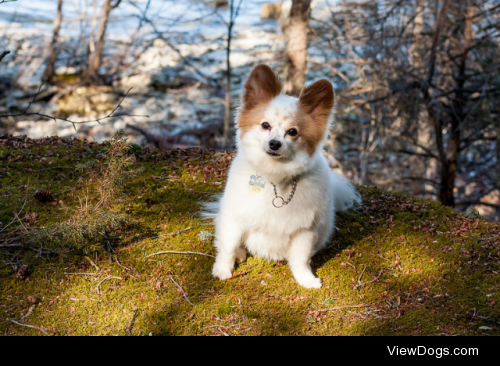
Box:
28, 131, 137, 252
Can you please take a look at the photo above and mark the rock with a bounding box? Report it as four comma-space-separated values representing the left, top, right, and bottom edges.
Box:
115, 74, 152, 94
55, 66, 78, 76
75, 86, 113, 96
58, 86, 117, 115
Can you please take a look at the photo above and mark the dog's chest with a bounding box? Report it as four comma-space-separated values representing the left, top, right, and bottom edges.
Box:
231, 174, 318, 233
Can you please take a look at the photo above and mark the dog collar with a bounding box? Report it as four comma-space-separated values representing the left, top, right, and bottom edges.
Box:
249, 174, 299, 208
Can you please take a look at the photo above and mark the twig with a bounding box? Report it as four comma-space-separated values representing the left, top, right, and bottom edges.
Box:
114, 255, 131, 271
472, 307, 500, 324
377, 254, 392, 263
353, 264, 367, 290
64, 273, 97, 276
218, 328, 230, 336
70, 298, 102, 302
0, 197, 28, 234
30, 166, 73, 172
0, 87, 149, 129
170, 276, 194, 306
54, 190, 72, 197
0, 244, 23, 249
355, 270, 384, 290
96, 276, 122, 293
126, 309, 139, 336
154, 226, 193, 239
8, 319, 50, 336
144, 251, 215, 259
28, 246, 59, 256
85, 256, 100, 271
12, 210, 28, 233
202, 320, 247, 330
478, 234, 500, 242
229, 271, 247, 280
308, 57, 351, 83
309, 304, 371, 314
0, 51, 10, 63
19, 305, 36, 323
345, 262, 355, 269
19, 150, 38, 156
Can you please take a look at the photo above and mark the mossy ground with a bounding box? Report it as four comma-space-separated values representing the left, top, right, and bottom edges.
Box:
0, 135, 499, 336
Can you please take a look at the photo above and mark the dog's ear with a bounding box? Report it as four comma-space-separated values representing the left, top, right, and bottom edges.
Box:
243, 65, 282, 109
299, 79, 334, 123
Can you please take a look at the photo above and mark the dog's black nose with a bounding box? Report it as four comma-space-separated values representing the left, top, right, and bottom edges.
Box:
269, 140, 282, 151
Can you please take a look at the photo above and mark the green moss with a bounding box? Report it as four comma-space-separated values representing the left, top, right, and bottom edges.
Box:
0, 137, 499, 336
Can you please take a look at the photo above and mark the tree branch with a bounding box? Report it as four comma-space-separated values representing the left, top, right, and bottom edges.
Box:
0, 51, 10, 63
0, 86, 149, 130
392, 149, 438, 159
377, 177, 440, 187
111, 0, 122, 10
456, 201, 498, 209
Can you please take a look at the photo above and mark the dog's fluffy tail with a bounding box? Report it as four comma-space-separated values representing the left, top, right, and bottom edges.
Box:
200, 194, 223, 221
331, 173, 362, 212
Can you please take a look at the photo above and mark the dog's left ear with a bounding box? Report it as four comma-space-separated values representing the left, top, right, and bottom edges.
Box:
299, 80, 335, 124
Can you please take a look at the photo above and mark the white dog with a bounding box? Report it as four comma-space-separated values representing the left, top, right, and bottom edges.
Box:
205, 65, 360, 288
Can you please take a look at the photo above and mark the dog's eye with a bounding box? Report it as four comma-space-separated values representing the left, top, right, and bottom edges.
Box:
286, 128, 298, 137
261, 122, 271, 130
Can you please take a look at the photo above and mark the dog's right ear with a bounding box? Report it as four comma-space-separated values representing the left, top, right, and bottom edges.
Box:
243, 65, 282, 109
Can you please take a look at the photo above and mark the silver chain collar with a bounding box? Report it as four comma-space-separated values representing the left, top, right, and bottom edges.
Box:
271, 176, 299, 208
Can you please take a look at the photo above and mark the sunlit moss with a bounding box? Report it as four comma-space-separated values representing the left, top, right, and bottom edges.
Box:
0, 138, 499, 336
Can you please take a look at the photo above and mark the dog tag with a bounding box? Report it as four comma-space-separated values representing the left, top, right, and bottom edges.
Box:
249, 174, 266, 196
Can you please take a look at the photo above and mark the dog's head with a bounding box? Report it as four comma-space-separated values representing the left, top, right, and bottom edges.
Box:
236, 65, 334, 181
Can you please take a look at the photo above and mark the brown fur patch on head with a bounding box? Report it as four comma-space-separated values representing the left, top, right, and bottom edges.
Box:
238, 104, 268, 136
296, 79, 334, 156
239, 65, 282, 135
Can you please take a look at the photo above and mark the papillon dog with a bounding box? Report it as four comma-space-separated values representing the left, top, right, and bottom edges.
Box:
204, 65, 360, 288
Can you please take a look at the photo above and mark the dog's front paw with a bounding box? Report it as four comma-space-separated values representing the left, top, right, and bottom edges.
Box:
298, 277, 322, 289
212, 263, 233, 280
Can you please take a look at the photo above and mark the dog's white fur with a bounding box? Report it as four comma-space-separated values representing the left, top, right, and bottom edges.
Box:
205, 67, 360, 289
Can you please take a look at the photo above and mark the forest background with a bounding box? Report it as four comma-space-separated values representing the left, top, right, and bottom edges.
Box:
1, 0, 499, 219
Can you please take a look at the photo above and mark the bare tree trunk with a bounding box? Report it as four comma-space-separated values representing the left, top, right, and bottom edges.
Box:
409, 0, 425, 69
223, 0, 242, 150
284, 0, 311, 96
410, 0, 427, 195
423, 0, 451, 206
439, 0, 471, 207
87, 0, 121, 83
497, 115, 500, 219
223, 3, 235, 150
43, 0, 63, 82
